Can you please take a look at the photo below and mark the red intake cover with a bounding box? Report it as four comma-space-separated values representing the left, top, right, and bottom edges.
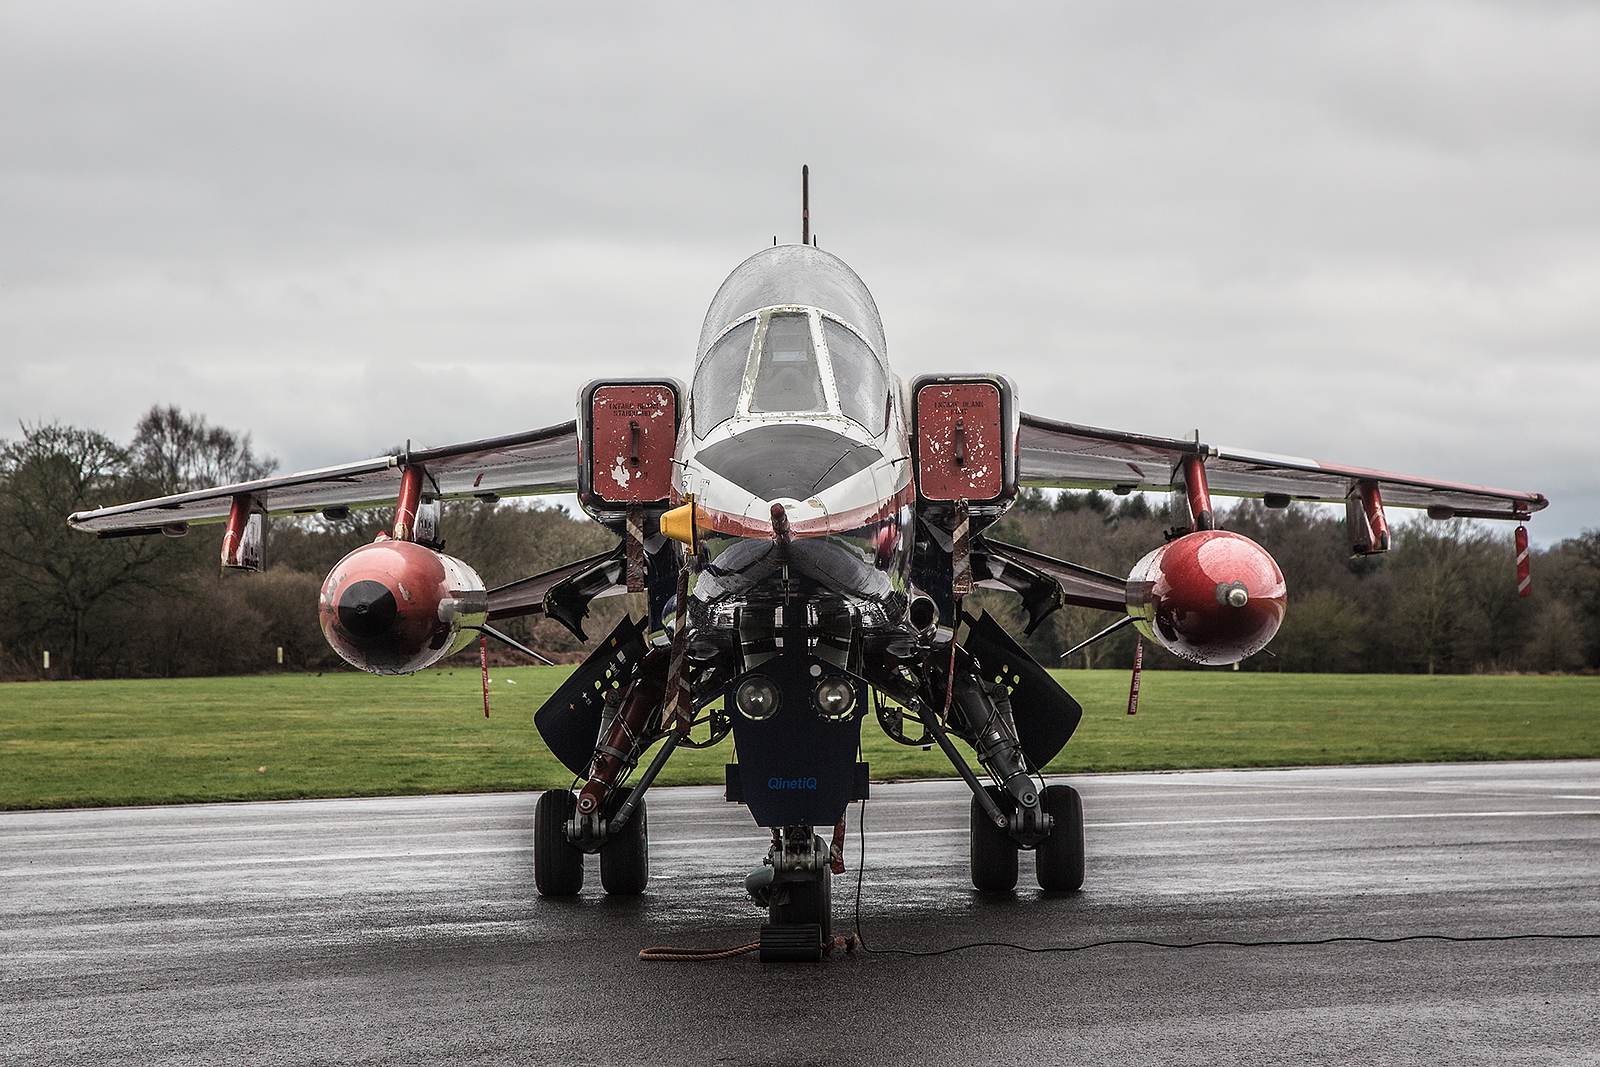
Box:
589, 384, 676, 503
1126, 530, 1286, 665
916, 383, 1003, 501
319, 539, 486, 675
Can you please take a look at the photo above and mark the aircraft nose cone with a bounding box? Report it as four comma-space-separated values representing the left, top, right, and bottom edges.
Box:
338, 579, 399, 639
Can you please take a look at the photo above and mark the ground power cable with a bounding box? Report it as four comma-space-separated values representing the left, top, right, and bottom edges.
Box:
848, 796, 1600, 958
642, 796, 1599, 962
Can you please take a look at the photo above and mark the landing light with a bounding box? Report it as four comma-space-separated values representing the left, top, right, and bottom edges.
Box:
814, 677, 855, 721
735, 676, 780, 720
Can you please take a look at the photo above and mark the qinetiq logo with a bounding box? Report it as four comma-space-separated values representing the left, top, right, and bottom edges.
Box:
768, 777, 819, 790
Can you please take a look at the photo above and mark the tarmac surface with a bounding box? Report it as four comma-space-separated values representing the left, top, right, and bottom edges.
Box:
3, 761, 1598, 1066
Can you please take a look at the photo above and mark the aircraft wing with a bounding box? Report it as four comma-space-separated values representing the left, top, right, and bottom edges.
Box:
1018, 413, 1547, 520
485, 547, 622, 622
68, 422, 579, 535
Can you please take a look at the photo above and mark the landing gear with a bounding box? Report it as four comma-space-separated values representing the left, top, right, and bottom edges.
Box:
967, 782, 1085, 892
932, 661, 1085, 894
771, 866, 832, 941
532, 787, 652, 898
970, 786, 1019, 892
760, 866, 832, 962
533, 635, 678, 898
534, 789, 584, 896
599, 787, 649, 895
748, 828, 834, 961
1035, 784, 1084, 891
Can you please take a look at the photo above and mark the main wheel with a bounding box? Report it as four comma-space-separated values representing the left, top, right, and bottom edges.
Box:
533, 789, 585, 896
1035, 784, 1085, 891
599, 787, 649, 895
970, 786, 1019, 892
770, 866, 832, 941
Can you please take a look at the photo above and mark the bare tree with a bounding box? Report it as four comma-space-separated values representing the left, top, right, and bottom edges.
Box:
130, 405, 278, 495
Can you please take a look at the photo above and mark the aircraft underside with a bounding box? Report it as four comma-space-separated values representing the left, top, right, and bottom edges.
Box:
529, 543, 1089, 962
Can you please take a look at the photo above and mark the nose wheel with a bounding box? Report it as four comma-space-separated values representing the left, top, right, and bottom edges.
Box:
747, 830, 834, 961
769, 866, 832, 940
758, 869, 832, 962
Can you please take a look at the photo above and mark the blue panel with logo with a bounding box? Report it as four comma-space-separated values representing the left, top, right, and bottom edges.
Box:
725, 652, 865, 828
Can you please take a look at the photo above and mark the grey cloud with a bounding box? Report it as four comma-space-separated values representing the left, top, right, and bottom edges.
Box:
1, 0, 1594, 540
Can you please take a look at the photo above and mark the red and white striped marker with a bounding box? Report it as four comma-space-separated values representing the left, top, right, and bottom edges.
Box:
1515, 525, 1531, 598
480, 634, 491, 718
662, 567, 693, 732
1127, 634, 1143, 716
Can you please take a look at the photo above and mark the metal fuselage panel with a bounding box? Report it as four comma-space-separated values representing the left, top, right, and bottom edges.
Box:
671, 245, 914, 828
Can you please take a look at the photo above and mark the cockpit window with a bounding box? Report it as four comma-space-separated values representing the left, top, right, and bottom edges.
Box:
823, 320, 888, 433
692, 320, 756, 437
698, 245, 888, 359
749, 313, 826, 414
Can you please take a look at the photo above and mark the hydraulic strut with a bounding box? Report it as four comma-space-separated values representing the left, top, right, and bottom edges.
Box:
573, 645, 669, 843
950, 671, 1037, 812
927, 645, 1051, 847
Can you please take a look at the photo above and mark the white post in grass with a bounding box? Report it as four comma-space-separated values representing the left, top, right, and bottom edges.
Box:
42, 651, 49, 670
277, 646, 284, 665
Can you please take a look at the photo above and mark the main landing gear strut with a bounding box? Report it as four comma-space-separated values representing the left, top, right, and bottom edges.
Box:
926, 654, 1085, 894
533, 647, 674, 897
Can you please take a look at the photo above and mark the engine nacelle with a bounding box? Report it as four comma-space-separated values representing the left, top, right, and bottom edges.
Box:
1126, 530, 1286, 665
318, 539, 488, 675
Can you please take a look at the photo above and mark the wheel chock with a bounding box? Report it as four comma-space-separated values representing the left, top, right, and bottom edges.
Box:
759, 922, 823, 962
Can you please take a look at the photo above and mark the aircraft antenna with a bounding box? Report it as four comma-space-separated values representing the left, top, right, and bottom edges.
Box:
802, 165, 810, 245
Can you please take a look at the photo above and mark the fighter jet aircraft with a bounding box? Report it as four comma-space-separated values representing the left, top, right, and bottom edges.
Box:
69, 191, 1546, 961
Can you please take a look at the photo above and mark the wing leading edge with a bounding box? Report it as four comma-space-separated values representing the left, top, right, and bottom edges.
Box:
1018, 413, 1546, 521
67, 422, 579, 535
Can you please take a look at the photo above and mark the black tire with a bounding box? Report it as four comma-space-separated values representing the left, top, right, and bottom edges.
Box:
599, 787, 649, 895
534, 789, 584, 896
771, 866, 832, 942
970, 786, 1019, 892
1036, 784, 1085, 891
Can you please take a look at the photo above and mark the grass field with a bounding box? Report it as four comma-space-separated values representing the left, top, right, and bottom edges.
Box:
1, 667, 1595, 809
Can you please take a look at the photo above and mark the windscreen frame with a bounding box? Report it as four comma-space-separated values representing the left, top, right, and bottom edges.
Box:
692, 306, 892, 440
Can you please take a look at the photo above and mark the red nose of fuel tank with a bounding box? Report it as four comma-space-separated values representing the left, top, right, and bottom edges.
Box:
318, 538, 487, 675
1126, 530, 1286, 665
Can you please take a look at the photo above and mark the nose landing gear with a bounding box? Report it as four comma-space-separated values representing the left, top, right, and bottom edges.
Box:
747, 827, 833, 961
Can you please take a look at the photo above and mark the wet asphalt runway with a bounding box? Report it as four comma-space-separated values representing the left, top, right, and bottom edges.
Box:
3, 761, 1598, 1066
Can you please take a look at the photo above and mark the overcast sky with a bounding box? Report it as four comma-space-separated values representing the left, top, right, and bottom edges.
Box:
3, 1, 1595, 544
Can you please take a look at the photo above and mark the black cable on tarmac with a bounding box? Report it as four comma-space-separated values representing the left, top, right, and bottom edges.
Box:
643, 795, 1599, 961
849, 794, 1599, 957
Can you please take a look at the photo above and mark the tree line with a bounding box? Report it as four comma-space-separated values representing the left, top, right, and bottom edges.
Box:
1, 410, 1595, 680
977, 489, 1598, 675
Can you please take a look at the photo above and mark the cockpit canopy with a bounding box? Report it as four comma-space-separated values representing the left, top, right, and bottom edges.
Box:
698, 244, 887, 360
692, 307, 889, 438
